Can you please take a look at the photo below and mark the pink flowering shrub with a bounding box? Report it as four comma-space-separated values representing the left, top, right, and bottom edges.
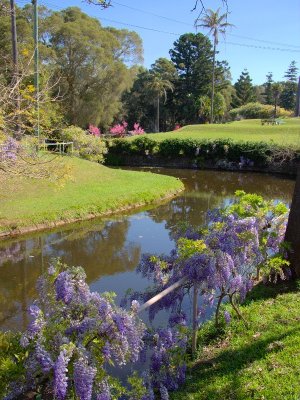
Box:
88, 124, 101, 137
132, 123, 145, 135
110, 121, 128, 137
174, 124, 181, 131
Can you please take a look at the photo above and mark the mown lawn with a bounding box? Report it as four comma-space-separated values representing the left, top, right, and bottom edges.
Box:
0, 156, 183, 234
140, 118, 300, 147
172, 281, 300, 400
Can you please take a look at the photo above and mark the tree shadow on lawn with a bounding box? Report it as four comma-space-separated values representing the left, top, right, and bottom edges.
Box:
243, 279, 300, 305
186, 326, 300, 400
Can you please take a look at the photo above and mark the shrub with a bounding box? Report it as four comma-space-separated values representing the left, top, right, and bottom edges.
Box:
229, 102, 292, 120
60, 126, 107, 163
109, 121, 128, 137
131, 136, 158, 155
131, 123, 145, 135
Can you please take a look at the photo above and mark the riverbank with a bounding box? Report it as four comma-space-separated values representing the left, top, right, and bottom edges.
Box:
0, 157, 184, 238
171, 280, 300, 400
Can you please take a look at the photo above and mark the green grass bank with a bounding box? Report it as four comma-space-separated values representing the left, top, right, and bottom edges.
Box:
141, 118, 300, 146
172, 281, 300, 400
0, 157, 184, 237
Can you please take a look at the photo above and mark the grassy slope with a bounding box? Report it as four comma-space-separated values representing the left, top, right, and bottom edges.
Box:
172, 281, 300, 400
138, 118, 300, 147
0, 157, 183, 233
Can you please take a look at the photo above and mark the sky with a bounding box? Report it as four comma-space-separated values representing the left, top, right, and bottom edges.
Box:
16, 0, 300, 84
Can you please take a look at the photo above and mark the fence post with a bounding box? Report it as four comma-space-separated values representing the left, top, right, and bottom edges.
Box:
192, 284, 198, 355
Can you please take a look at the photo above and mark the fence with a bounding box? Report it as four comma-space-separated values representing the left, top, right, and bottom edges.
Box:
40, 140, 74, 155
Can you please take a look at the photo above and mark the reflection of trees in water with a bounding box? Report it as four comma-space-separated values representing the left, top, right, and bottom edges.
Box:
146, 169, 294, 236
0, 219, 140, 331
48, 219, 140, 282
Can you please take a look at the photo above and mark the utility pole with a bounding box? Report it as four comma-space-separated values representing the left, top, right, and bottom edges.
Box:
10, 0, 21, 138
32, 0, 40, 140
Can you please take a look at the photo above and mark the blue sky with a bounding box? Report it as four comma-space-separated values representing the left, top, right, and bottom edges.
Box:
17, 0, 300, 84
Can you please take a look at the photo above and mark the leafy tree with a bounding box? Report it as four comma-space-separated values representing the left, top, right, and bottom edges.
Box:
47, 7, 142, 128
232, 69, 256, 107
280, 61, 299, 111
196, 8, 233, 123
146, 72, 174, 133
197, 92, 226, 122
263, 72, 274, 105
169, 33, 214, 124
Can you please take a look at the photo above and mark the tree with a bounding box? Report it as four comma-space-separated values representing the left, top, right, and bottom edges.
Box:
196, 8, 233, 123
263, 72, 273, 105
280, 61, 298, 111
271, 82, 283, 118
169, 33, 214, 124
232, 69, 256, 107
47, 7, 142, 128
197, 92, 226, 122
285, 168, 300, 278
146, 72, 174, 133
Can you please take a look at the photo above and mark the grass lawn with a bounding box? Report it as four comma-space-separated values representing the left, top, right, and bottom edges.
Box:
0, 156, 183, 234
172, 280, 300, 400
139, 118, 300, 147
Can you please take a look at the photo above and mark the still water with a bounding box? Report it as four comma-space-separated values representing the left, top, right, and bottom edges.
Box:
0, 168, 295, 332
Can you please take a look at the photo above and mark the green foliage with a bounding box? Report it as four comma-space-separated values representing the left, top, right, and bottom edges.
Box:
0, 332, 26, 398
232, 69, 256, 107
60, 126, 107, 163
229, 102, 292, 119
197, 93, 227, 122
131, 136, 158, 155
107, 135, 293, 167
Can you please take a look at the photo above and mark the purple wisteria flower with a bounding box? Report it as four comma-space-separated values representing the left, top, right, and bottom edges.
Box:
74, 358, 96, 400
54, 347, 73, 400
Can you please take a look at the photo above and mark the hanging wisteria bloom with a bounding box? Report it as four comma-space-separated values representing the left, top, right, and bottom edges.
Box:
12, 260, 145, 400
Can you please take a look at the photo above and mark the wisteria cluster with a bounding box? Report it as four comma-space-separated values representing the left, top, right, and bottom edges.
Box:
124, 190, 290, 334
141, 327, 188, 400
11, 260, 145, 400
0, 136, 19, 163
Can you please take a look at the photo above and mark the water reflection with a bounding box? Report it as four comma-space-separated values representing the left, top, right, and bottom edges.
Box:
0, 169, 295, 331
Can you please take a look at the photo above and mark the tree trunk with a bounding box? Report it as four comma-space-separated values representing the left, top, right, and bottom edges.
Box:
274, 97, 278, 118
10, 0, 21, 138
210, 41, 216, 124
285, 167, 300, 277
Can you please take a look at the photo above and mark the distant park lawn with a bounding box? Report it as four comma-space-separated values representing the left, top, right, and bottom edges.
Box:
142, 118, 300, 147
0, 157, 183, 235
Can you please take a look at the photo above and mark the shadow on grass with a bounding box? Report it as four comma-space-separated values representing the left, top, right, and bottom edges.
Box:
243, 279, 300, 305
184, 326, 300, 400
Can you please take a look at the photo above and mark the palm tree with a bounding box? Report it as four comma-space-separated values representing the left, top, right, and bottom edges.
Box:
147, 73, 174, 133
196, 8, 233, 124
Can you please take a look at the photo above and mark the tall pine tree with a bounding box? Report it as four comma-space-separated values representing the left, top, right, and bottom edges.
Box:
280, 61, 299, 111
232, 69, 256, 107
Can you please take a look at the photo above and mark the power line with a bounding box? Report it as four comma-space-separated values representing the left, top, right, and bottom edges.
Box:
113, 0, 191, 26
112, 0, 300, 49
35, 1, 300, 54
92, 16, 300, 54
